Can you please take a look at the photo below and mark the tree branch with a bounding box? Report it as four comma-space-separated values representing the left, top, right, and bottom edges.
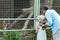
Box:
22, 12, 33, 29
8, 7, 33, 29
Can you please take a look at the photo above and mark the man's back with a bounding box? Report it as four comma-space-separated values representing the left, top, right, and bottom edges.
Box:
45, 9, 60, 34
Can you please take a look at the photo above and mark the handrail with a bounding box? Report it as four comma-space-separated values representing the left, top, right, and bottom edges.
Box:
0, 29, 35, 32
0, 18, 37, 20
0, 27, 51, 32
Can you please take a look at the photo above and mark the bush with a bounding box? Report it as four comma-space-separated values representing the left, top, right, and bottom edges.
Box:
3, 32, 23, 40
46, 29, 53, 40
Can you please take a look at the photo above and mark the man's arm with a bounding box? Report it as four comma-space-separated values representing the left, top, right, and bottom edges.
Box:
39, 13, 53, 28
45, 13, 53, 26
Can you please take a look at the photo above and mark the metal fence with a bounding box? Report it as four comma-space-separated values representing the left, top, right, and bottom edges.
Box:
0, 0, 57, 40
0, 0, 39, 40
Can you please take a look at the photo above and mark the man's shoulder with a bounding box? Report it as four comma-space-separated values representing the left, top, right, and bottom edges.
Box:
45, 9, 54, 16
46, 9, 55, 14
47, 9, 55, 12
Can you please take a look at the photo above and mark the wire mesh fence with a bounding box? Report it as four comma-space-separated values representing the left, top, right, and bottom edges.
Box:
0, 0, 34, 18
0, 0, 34, 30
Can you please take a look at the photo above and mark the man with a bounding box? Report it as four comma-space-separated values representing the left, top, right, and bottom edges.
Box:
40, 6, 60, 40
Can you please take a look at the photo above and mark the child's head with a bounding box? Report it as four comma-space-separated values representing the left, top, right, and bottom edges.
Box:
37, 15, 45, 22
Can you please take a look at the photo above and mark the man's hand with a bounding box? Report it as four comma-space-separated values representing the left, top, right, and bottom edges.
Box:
42, 24, 46, 27
39, 22, 46, 26
42, 23, 47, 30
39, 22, 47, 30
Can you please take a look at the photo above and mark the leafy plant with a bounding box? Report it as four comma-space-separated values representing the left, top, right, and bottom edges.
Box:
46, 29, 53, 40
3, 32, 23, 40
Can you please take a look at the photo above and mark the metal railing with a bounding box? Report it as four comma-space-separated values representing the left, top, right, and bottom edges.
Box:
0, 29, 35, 32
0, 18, 37, 20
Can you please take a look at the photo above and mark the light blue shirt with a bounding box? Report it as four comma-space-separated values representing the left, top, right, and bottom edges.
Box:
45, 9, 60, 34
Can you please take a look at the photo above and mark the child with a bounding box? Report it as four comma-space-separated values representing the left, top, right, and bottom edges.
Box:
36, 22, 47, 40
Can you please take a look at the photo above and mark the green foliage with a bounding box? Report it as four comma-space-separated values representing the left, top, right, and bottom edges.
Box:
3, 30, 36, 40
3, 29, 53, 40
3, 32, 23, 40
29, 30, 36, 40
46, 29, 53, 40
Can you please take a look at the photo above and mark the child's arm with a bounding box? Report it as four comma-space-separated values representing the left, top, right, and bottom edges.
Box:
36, 27, 39, 33
35, 22, 40, 33
36, 24, 39, 33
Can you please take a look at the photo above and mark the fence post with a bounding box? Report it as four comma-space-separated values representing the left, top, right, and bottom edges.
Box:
34, 0, 40, 28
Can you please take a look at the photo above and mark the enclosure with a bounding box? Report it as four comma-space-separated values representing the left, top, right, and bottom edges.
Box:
0, 0, 60, 40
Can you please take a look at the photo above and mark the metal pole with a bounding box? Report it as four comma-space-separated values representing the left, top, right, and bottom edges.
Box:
34, 0, 40, 28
